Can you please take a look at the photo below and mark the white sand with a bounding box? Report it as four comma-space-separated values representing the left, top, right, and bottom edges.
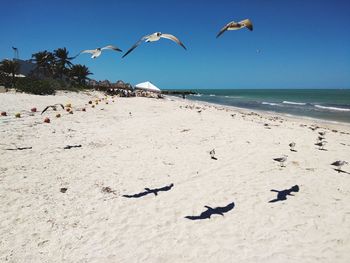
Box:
1, 91, 350, 263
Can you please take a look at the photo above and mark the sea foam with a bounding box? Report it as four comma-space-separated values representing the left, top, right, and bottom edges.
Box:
282, 101, 306, 106
262, 102, 280, 106
314, 105, 350, 112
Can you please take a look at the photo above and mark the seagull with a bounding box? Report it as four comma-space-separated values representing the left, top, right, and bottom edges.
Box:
331, 161, 348, 171
289, 142, 296, 152
317, 136, 326, 142
318, 131, 326, 136
315, 141, 328, 150
74, 45, 122, 59
210, 149, 217, 160
122, 32, 187, 58
216, 19, 253, 38
273, 155, 288, 167
41, 104, 64, 114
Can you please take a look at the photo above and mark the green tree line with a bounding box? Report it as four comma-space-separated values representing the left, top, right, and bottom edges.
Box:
0, 48, 92, 94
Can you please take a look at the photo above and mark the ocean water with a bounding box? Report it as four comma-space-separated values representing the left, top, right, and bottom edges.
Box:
184, 89, 350, 123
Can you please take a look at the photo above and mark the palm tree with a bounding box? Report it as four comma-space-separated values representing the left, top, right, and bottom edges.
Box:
70, 64, 92, 85
31, 51, 55, 77
54, 47, 74, 78
0, 59, 20, 88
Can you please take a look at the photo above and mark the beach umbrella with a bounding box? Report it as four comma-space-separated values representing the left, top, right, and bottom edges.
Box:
135, 81, 161, 93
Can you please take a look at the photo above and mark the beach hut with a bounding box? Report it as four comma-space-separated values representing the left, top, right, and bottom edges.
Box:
135, 81, 161, 93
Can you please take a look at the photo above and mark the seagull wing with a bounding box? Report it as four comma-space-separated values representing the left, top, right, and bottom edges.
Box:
71, 49, 96, 59
41, 106, 50, 115
239, 19, 253, 31
55, 103, 64, 109
122, 36, 149, 58
70, 53, 81, 59
81, 49, 96, 54
160, 34, 187, 50
216, 22, 231, 38
101, 45, 123, 52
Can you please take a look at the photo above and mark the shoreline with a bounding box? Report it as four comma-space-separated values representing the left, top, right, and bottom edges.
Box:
168, 95, 350, 131
174, 90, 350, 125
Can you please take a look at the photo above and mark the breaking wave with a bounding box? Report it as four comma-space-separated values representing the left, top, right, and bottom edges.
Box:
282, 101, 306, 106
262, 102, 281, 106
314, 105, 350, 112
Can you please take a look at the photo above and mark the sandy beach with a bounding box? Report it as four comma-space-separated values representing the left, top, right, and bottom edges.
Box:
1, 91, 350, 263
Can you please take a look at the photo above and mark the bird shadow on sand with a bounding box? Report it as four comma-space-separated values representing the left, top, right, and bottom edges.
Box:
334, 169, 350, 174
290, 149, 297, 152
269, 185, 299, 203
185, 202, 235, 220
64, 144, 82, 150
123, 183, 174, 198
5, 146, 32, 151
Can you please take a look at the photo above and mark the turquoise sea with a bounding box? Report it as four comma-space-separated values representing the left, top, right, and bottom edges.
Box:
184, 89, 350, 123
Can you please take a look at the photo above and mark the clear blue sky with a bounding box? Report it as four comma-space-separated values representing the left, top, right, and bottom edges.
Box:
1, 0, 349, 89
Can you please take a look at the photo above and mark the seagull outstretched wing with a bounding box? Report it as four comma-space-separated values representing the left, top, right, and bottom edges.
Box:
81, 49, 96, 54
216, 22, 231, 38
239, 19, 253, 31
160, 34, 187, 50
101, 45, 123, 52
122, 35, 149, 58
71, 49, 95, 59
41, 106, 51, 115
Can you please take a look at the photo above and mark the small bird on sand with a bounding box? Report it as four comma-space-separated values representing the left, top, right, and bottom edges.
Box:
216, 19, 253, 38
210, 149, 217, 160
315, 141, 327, 150
317, 136, 326, 142
318, 131, 326, 136
331, 160, 348, 171
273, 155, 288, 167
122, 32, 186, 58
74, 45, 122, 59
289, 142, 296, 152
41, 104, 64, 114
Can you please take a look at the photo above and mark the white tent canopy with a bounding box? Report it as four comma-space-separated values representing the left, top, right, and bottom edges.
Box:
135, 81, 161, 93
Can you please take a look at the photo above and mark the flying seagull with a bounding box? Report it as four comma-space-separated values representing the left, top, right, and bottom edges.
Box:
331, 160, 348, 171
74, 45, 122, 59
216, 19, 253, 38
122, 32, 187, 58
273, 155, 288, 167
41, 104, 64, 114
